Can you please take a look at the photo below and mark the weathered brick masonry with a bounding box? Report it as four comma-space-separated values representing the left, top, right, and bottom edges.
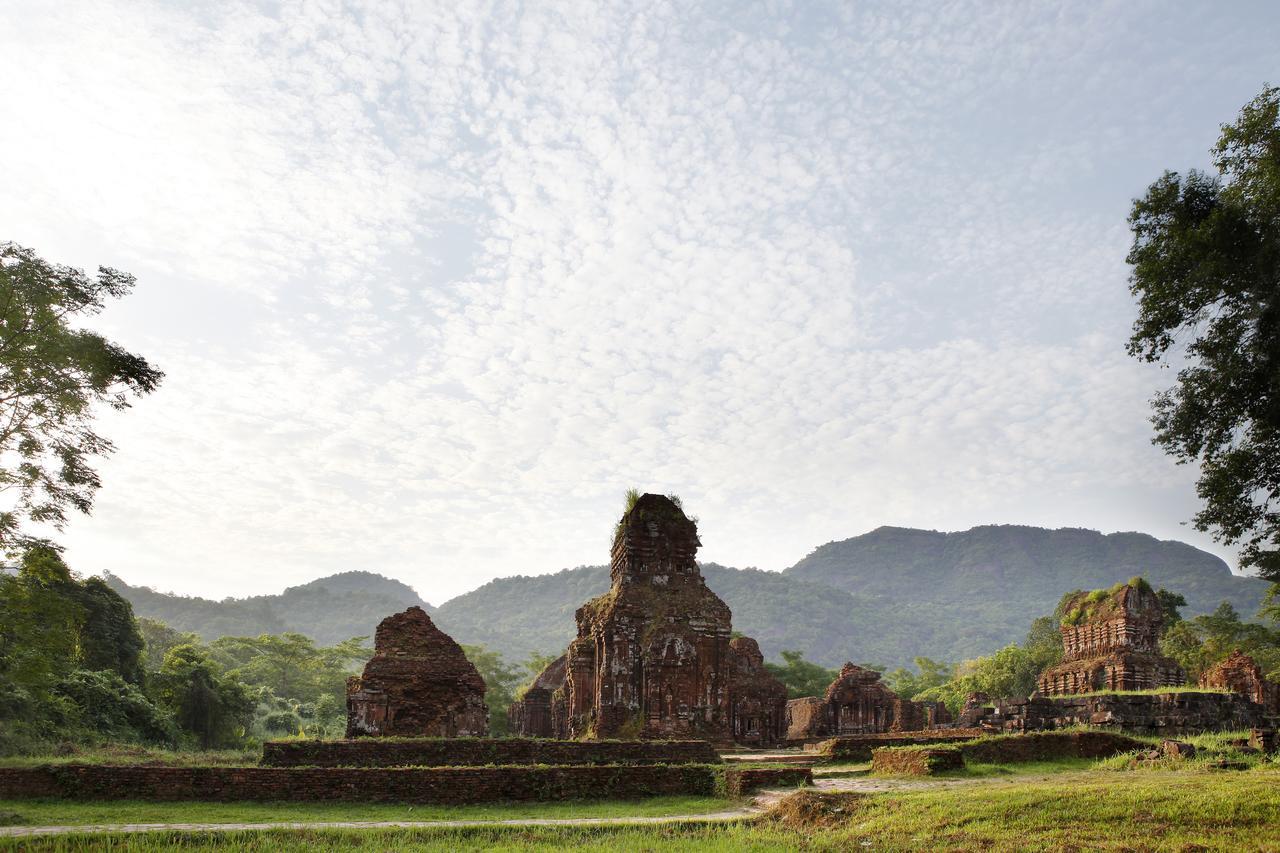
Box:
263, 738, 722, 767
1037, 582, 1185, 695
0, 764, 720, 803
813, 730, 986, 762
722, 767, 812, 795
346, 606, 488, 738
983, 691, 1275, 735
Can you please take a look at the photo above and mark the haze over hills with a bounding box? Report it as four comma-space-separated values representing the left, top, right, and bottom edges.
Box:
107, 525, 1273, 669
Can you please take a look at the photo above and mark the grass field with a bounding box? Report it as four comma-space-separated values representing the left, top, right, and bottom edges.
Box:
0, 794, 742, 827
6, 765, 1280, 851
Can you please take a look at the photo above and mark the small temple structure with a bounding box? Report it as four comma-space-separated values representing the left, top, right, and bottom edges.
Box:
507, 654, 568, 739
726, 636, 788, 745
346, 606, 489, 737
783, 663, 949, 740
1200, 650, 1280, 713
1036, 580, 1185, 695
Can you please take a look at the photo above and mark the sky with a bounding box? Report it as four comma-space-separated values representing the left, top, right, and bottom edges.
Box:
1, 0, 1277, 605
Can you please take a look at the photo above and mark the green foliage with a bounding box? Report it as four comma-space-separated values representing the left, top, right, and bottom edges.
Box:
71, 577, 145, 684
0, 242, 162, 552
1159, 600, 1280, 680
53, 669, 174, 744
914, 610, 1065, 714
137, 618, 199, 672
884, 657, 952, 700
461, 644, 526, 736
152, 644, 254, 750
207, 632, 368, 705
1126, 86, 1280, 581
764, 650, 837, 699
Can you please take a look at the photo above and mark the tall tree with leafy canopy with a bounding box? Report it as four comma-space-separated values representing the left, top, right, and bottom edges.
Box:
0, 242, 162, 552
1126, 86, 1280, 581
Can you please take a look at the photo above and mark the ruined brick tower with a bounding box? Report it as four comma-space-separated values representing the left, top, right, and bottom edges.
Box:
346, 606, 489, 737
1037, 580, 1185, 695
563, 493, 734, 741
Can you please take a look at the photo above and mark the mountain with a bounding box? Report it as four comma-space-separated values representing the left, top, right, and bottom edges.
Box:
106, 525, 1273, 669
785, 525, 1272, 651
105, 570, 430, 647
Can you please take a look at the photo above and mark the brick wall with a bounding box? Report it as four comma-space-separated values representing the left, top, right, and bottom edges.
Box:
985, 691, 1273, 734
722, 767, 812, 795
814, 730, 986, 762
870, 747, 963, 776
261, 738, 722, 767
0, 764, 720, 803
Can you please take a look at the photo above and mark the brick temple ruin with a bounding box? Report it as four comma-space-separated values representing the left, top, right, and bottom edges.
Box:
784, 662, 949, 741
507, 653, 568, 739
726, 636, 789, 745
508, 493, 787, 744
1200, 650, 1280, 713
346, 605, 489, 738
1036, 581, 1185, 695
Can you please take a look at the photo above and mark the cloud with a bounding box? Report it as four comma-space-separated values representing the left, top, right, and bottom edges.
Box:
1, 0, 1274, 601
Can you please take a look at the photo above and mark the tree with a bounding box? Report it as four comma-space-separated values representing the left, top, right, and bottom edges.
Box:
1126, 86, 1280, 581
154, 644, 253, 749
461, 644, 525, 735
764, 650, 838, 699
0, 243, 162, 552
72, 577, 145, 684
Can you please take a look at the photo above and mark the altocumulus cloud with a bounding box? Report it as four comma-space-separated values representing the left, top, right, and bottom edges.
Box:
0, 0, 1277, 600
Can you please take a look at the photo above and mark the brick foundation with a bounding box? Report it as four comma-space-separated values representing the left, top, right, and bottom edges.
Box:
0, 764, 721, 803
814, 730, 986, 762
870, 747, 963, 776
261, 738, 722, 767
722, 767, 812, 795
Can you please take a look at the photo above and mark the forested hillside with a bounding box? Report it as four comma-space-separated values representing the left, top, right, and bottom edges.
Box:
109, 525, 1273, 670
105, 571, 429, 646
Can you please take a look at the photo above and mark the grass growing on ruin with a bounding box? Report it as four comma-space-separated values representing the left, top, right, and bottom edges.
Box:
0, 746, 259, 768
7, 768, 1280, 851
0, 794, 743, 828
1067, 686, 1230, 698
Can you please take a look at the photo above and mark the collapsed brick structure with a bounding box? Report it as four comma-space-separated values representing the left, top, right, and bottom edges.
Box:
784, 663, 943, 740
1036, 580, 1185, 695
1200, 650, 1280, 713
726, 636, 788, 745
506, 654, 568, 739
784, 696, 827, 741
824, 663, 943, 734
346, 606, 488, 738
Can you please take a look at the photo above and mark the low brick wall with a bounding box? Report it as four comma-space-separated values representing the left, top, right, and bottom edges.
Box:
870, 747, 963, 776
957, 730, 1144, 763
262, 738, 722, 768
814, 730, 986, 762
0, 764, 719, 803
722, 767, 812, 795
984, 692, 1273, 735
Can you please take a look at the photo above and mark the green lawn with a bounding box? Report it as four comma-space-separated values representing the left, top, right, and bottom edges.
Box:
0, 794, 742, 828
7, 767, 1280, 851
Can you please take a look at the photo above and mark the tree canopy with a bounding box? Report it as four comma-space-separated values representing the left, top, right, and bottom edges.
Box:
1126, 86, 1280, 581
0, 243, 161, 552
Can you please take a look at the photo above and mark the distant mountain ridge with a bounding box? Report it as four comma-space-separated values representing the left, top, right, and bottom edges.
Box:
108, 525, 1273, 668
105, 570, 430, 647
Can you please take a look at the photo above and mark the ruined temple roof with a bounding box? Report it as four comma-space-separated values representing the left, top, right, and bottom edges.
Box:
364, 605, 485, 693
1059, 580, 1160, 627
